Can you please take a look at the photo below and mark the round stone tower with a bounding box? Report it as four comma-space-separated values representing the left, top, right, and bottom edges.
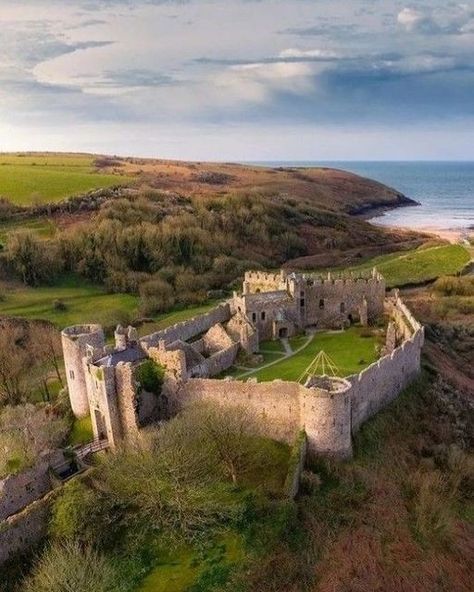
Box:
299, 376, 353, 458
61, 324, 105, 418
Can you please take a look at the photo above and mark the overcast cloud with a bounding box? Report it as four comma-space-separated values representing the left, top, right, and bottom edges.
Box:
0, 0, 473, 159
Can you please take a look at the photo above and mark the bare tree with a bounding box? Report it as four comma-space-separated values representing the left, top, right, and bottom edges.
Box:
185, 403, 263, 485
0, 403, 68, 476
0, 323, 31, 405
29, 324, 64, 389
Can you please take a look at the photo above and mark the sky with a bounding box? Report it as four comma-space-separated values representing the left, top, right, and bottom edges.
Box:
1, 0, 473, 160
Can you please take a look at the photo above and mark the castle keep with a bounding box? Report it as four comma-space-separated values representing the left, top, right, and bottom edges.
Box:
61, 269, 424, 458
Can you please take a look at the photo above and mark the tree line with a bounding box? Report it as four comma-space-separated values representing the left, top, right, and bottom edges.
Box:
1, 190, 320, 314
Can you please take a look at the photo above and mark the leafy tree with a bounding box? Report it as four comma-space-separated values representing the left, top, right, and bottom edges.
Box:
5, 230, 62, 285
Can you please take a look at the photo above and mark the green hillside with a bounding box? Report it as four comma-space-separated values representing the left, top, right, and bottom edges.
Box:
0, 154, 133, 205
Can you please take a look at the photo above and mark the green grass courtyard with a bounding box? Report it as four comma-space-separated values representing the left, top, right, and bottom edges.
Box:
227, 326, 383, 382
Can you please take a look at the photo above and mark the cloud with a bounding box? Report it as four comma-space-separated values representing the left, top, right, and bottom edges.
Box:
0, 0, 473, 159
397, 5, 474, 35
278, 48, 341, 59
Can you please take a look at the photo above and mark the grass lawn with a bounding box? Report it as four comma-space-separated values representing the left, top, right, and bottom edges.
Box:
68, 415, 94, 446
333, 244, 471, 288
0, 153, 134, 205
258, 339, 286, 353
0, 275, 138, 328
137, 533, 245, 592
0, 275, 222, 334
259, 351, 286, 364
253, 327, 381, 382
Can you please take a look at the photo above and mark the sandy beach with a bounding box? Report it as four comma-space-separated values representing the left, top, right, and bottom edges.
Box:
372, 220, 473, 245
416, 226, 473, 244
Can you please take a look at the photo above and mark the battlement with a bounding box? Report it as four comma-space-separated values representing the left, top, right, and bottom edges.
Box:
244, 270, 285, 283
61, 324, 104, 342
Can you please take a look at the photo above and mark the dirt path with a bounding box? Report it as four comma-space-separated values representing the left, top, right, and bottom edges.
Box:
235, 334, 314, 379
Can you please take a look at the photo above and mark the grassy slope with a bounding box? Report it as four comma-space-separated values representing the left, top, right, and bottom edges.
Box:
324, 244, 471, 288
0, 275, 221, 331
68, 415, 94, 446
135, 438, 290, 592
0, 275, 138, 327
0, 154, 133, 205
233, 373, 473, 592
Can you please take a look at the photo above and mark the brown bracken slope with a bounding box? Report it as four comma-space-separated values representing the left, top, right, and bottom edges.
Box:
103, 157, 417, 215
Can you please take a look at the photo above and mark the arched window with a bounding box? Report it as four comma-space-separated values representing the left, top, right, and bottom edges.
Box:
340, 302, 346, 313
319, 299, 325, 309
261, 311, 266, 321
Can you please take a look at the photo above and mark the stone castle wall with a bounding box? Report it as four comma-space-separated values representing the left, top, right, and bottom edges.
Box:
349, 297, 424, 432
163, 375, 354, 457
243, 270, 285, 293
141, 304, 232, 352
191, 343, 240, 378
241, 270, 385, 331
0, 492, 52, 566
87, 364, 123, 447
0, 452, 62, 521
172, 378, 302, 444
297, 276, 385, 327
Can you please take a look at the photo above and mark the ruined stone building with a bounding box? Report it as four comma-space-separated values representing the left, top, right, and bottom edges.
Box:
61, 269, 424, 458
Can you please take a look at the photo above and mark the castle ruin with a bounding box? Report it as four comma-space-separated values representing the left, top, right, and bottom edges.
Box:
61, 269, 424, 458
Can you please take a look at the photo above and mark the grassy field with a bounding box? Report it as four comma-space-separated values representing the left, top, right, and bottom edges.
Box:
137, 532, 245, 592
0, 153, 134, 205
0, 275, 221, 332
251, 327, 381, 382
335, 244, 471, 287
0, 275, 139, 328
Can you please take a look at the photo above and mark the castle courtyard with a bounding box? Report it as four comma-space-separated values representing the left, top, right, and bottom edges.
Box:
222, 325, 384, 382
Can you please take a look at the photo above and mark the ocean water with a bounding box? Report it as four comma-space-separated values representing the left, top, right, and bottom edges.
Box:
250, 161, 474, 231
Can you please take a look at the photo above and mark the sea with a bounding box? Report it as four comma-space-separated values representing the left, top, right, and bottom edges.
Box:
249, 161, 474, 232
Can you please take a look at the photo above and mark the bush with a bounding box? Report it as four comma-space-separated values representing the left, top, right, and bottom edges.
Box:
52, 299, 67, 311
50, 480, 129, 550
22, 541, 118, 592
5, 231, 63, 286
139, 277, 175, 315
134, 360, 165, 395
433, 275, 474, 297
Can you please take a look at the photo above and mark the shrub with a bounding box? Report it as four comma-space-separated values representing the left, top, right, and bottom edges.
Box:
433, 275, 474, 297
139, 277, 175, 315
134, 360, 165, 395
52, 299, 67, 311
22, 541, 118, 592
50, 480, 129, 550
